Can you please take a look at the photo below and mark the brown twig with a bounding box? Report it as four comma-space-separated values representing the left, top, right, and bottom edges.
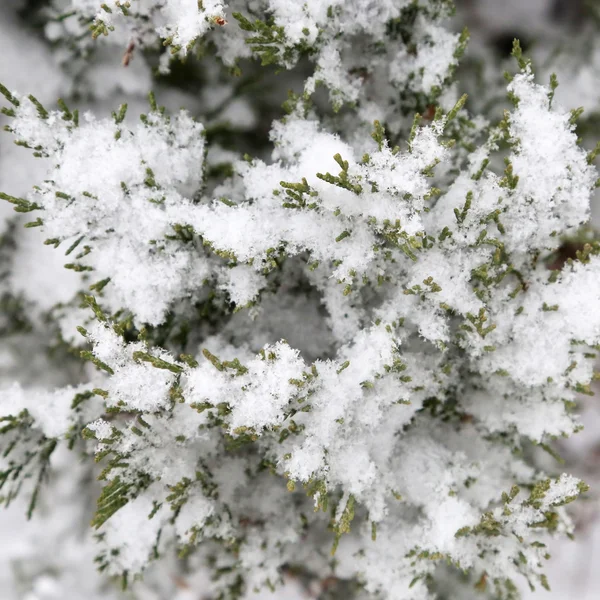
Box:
122, 40, 135, 67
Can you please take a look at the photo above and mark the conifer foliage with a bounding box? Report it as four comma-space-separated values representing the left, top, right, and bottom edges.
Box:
1, 1, 600, 599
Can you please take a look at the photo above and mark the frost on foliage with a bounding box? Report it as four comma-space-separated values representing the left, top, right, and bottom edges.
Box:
85, 321, 180, 412
2, 14, 600, 600
390, 17, 463, 94
179, 112, 450, 285
238, 0, 466, 116
53, 0, 465, 118
503, 69, 596, 252
72, 0, 227, 52
1, 91, 209, 325
0, 383, 83, 439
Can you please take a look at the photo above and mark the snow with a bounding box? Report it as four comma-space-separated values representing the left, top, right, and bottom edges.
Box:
0, 0, 599, 598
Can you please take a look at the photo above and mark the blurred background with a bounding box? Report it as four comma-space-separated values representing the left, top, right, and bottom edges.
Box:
457, 2, 600, 598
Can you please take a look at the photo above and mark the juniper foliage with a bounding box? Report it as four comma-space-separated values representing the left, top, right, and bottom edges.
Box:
0, 1, 600, 599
